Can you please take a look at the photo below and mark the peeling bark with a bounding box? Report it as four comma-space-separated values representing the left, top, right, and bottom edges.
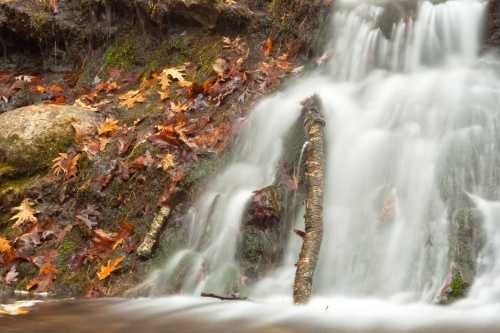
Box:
137, 206, 171, 259
293, 95, 325, 305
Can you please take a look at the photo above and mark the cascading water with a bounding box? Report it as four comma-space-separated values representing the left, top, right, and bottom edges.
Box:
145, 0, 500, 307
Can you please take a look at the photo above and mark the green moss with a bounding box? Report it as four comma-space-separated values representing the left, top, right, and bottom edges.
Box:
29, 12, 50, 32
104, 36, 138, 70
0, 163, 16, 179
0, 120, 75, 176
0, 175, 39, 199
449, 272, 467, 298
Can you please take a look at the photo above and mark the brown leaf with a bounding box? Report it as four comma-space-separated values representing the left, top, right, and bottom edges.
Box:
52, 153, 81, 181
263, 38, 273, 57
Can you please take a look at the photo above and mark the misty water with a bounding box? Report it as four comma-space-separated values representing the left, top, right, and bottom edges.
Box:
4, 0, 500, 332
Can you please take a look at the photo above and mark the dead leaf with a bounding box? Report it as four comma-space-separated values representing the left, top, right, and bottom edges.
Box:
263, 38, 273, 57
97, 256, 125, 280
10, 199, 38, 229
170, 101, 190, 113
52, 153, 81, 181
119, 90, 146, 109
160, 154, 175, 171
98, 117, 120, 137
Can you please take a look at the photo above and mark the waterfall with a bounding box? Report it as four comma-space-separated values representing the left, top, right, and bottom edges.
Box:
147, 0, 500, 304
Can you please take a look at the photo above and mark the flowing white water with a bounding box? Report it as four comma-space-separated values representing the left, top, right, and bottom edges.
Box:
146, 0, 500, 311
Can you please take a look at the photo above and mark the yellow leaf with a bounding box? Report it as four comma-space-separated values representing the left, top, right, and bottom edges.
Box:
97, 256, 125, 280
97, 118, 120, 136
160, 154, 175, 171
10, 199, 38, 229
161, 66, 192, 89
119, 90, 146, 109
159, 90, 170, 101
170, 101, 189, 113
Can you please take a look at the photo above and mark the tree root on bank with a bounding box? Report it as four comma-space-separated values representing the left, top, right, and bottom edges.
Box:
137, 206, 171, 259
293, 94, 326, 305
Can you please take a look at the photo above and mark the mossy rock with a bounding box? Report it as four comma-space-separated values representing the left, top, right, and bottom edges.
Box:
0, 104, 97, 176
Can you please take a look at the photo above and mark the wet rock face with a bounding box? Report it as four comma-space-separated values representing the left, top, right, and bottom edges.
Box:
488, 0, 500, 46
238, 185, 289, 283
439, 208, 484, 304
0, 104, 97, 175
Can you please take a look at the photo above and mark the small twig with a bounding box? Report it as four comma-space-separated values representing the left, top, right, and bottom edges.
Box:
201, 293, 248, 301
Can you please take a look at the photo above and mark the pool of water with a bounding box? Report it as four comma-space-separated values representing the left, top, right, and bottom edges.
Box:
2, 297, 500, 333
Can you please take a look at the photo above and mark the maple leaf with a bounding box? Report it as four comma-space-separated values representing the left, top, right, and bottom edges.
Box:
97, 256, 125, 280
98, 117, 120, 136
119, 90, 146, 109
170, 101, 190, 113
161, 66, 193, 89
52, 152, 81, 180
160, 154, 175, 171
10, 199, 38, 229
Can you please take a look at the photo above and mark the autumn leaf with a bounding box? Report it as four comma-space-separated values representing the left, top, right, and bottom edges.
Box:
213, 58, 228, 77
159, 90, 170, 101
170, 101, 190, 113
5, 265, 19, 285
47, 84, 64, 95
160, 154, 175, 171
98, 117, 120, 136
10, 199, 39, 229
47, 95, 66, 105
0, 236, 16, 263
263, 37, 273, 57
52, 152, 81, 180
112, 222, 134, 251
95, 81, 119, 93
161, 66, 193, 89
119, 90, 146, 109
76, 204, 100, 230
97, 256, 125, 280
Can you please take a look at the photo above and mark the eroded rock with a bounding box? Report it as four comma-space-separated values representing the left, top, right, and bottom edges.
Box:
0, 104, 97, 175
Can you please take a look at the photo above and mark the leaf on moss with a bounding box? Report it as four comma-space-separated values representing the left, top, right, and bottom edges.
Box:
10, 199, 39, 229
97, 256, 125, 280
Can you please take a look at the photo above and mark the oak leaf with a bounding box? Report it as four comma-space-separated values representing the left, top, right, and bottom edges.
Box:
52, 153, 81, 180
97, 256, 125, 280
98, 118, 120, 136
119, 90, 146, 109
10, 199, 38, 229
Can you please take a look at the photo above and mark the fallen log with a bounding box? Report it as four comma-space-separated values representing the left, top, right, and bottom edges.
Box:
293, 94, 326, 305
137, 206, 171, 259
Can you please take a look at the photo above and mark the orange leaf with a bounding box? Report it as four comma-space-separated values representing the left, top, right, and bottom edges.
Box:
98, 117, 120, 136
263, 38, 273, 57
97, 256, 125, 280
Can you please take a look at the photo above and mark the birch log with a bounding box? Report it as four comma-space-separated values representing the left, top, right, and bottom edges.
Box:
293, 95, 326, 304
